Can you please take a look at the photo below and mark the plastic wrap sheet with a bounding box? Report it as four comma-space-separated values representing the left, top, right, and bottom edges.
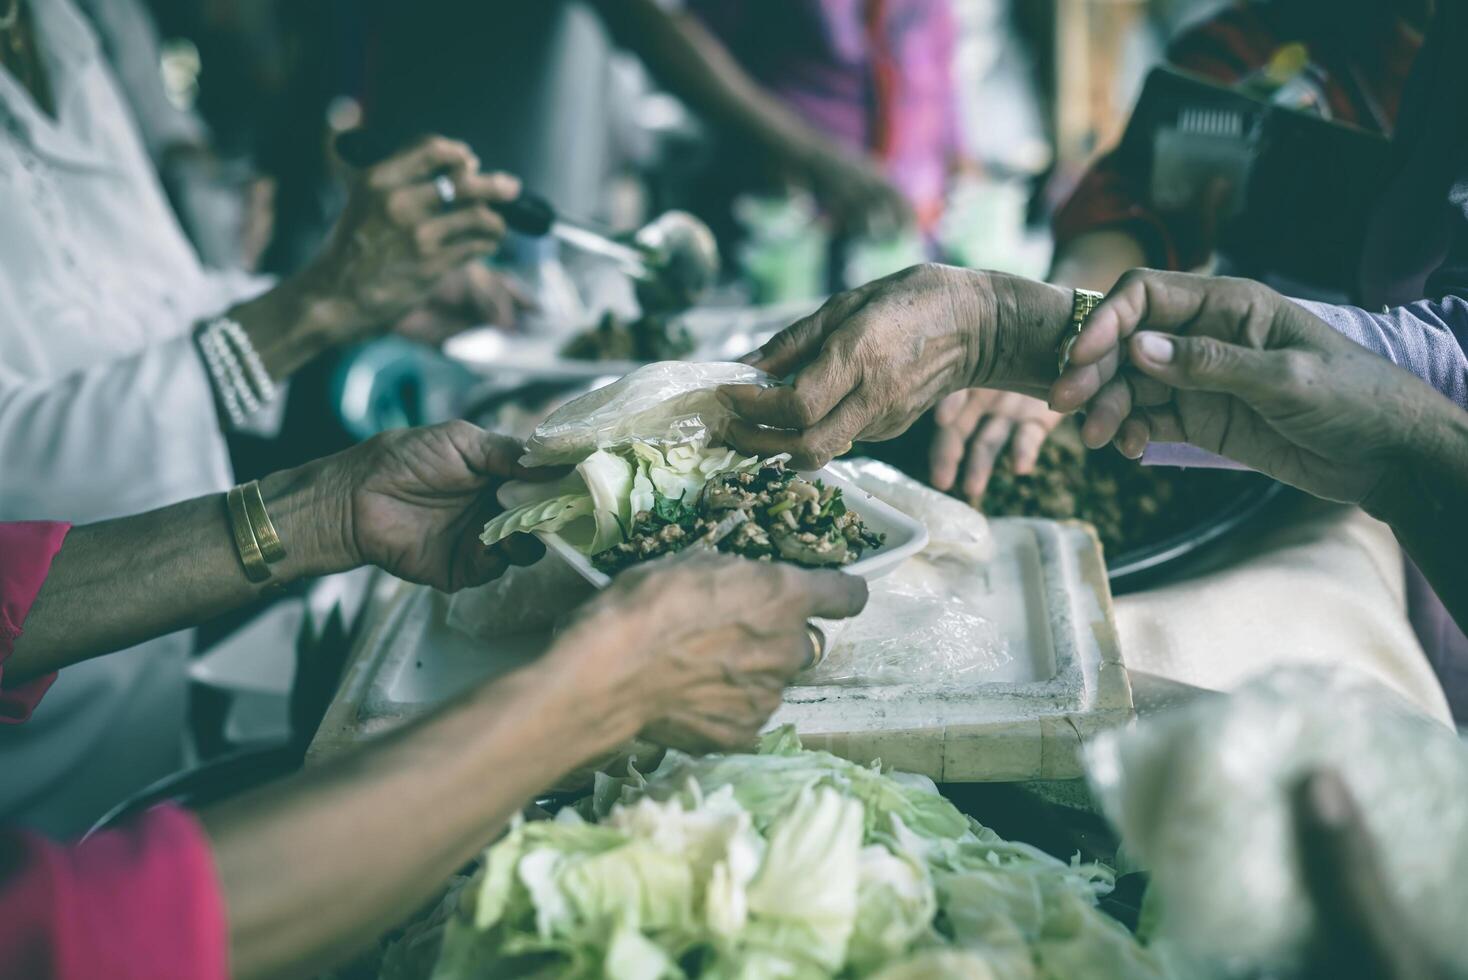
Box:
1085, 667, 1468, 977
807, 460, 1008, 687
519, 361, 772, 467
446, 553, 594, 640
826, 459, 994, 562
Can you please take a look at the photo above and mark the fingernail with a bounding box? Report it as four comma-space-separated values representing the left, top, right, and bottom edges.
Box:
1135, 332, 1175, 364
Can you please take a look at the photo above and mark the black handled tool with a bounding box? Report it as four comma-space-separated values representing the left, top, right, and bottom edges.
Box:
334, 128, 648, 273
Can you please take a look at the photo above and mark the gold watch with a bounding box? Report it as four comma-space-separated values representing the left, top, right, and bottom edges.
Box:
1057, 288, 1104, 376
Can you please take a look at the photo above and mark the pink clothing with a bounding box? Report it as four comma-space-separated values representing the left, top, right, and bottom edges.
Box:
0, 522, 68, 722
689, 0, 958, 230
0, 521, 229, 980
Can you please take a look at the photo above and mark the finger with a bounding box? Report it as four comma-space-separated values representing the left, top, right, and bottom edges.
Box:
369, 135, 478, 189
462, 546, 510, 589
1127, 371, 1173, 408
1079, 376, 1134, 449
962, 415, 1014, 503
439, 423, 550, 482
1065, 268, 1203, 368
1010, 420, 1050, 475
419, 206, 508, 254
738, 287, 870, 375
1050, 346, 1123, 414
787, 567, 869, 621
934, 389, 970, 428
719, 336, 860, 434
1294, 771, 1431, 980
725, 387, 871, 470
929, 420, 967, 492
1114, 415, 1151, 459
389, 170, 522, 223
499, 532, 546, 567
1128, 331, 1309, 417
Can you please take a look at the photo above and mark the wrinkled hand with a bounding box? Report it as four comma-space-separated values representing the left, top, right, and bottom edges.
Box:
321, 421, 555, 592
1294, 771, 1450, 980
723, 265, 1071, 470
930, 389, 1063, 504
557, 554, 867, 753
722, 265, 992, 470
394, 262, 536, 346
304, 136, 521, 342
1049, 270, 1438, 508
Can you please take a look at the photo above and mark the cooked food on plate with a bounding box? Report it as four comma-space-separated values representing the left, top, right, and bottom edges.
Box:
481, 439, 884, 576
593, 456, 884, 574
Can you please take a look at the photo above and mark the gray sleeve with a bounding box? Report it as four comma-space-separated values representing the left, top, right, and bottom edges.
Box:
1293, 296, 1468, 410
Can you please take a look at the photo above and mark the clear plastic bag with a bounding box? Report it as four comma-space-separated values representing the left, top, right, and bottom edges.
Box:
1085, 667, 1468, 976
806, 461, 1007, 687
519, 361, 773, 467
806, 567, 1013, 686
445, 553, 595, 639
826, 458, 993, 562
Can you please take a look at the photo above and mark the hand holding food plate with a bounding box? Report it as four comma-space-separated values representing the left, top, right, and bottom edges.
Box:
480, 360, 927, 589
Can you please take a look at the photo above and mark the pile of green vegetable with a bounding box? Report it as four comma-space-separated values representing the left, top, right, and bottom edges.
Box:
378, 731, 1175, 979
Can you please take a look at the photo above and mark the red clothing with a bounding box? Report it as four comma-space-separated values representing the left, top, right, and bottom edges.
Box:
0, 522, 228, 980
1052, 1, 1422, 270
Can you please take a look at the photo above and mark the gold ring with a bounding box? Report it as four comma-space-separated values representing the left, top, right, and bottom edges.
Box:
803, 624, 827, 670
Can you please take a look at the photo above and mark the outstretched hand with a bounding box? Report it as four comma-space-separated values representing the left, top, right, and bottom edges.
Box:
322, 421, 558, 592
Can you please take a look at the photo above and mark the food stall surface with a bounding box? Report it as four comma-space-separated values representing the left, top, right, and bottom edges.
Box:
308, 516, 1132, 784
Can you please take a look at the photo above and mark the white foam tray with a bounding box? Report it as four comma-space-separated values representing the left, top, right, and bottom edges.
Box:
308, 519, 1131, 781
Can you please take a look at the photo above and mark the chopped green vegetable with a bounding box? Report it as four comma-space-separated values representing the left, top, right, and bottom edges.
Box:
390, 730, 1175, 980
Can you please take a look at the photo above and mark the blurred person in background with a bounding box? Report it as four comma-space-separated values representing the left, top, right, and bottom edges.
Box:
0, 421, 867, 980
931, 0, 1428, 507
0, 0, 523, 834
365, 0, 912, 243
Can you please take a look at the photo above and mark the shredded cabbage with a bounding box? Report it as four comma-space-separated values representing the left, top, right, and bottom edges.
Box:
481, 440, 761, 557
387, 730, 1174, 980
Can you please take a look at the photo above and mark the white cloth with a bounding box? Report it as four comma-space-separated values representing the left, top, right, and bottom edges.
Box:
0, 0, 263, 834
1114, 501, 1452, 726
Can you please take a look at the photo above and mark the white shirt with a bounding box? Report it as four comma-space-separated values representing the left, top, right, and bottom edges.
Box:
0, 0, 263, 834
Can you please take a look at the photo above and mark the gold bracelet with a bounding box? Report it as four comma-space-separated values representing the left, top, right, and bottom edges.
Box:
226, 486, 272, 583
239, 480, 286, 562
1057, 288, 1105, 376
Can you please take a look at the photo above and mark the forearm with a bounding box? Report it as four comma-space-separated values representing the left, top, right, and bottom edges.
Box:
10, 459, 348, 681
1366, 407, 1468, 635
224, 270, 358, 382
203, 651, 640, 980
1294, 296, 1468, 410
593, 0, 823, 163
965, 270, 1074, 398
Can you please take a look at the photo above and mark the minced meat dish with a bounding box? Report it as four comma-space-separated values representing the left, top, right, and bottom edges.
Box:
592, 460, 885, 575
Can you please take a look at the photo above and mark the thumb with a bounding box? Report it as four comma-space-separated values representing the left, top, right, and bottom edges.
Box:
742, 288, 870, 375
1129, 331, 1294, 410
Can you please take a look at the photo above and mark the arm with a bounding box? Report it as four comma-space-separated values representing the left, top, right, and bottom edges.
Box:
8, 421, 548, 683
1050, 270, 1468, 632
588, 0, 908, 229
204, 644, 632, 980
1293, 296, 1468, 410
7, 463, 341, 684
1364, 405, 1468, 633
